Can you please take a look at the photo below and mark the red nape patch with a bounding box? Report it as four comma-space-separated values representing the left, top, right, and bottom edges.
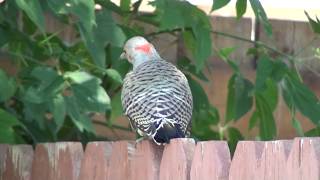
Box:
135, 43, 151, 53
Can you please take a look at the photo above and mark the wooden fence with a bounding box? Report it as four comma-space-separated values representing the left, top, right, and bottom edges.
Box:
1, 137, 320, 180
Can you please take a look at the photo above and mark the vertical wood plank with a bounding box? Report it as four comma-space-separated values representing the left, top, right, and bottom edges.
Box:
107, 141, 135, 180
210, 16, 253, 67
79, 142, 113, 180
159, 138, 195, 180
1, 145, 33, 180
254, 140, 292, 180
292, 21, 320, 71
128, 140, 163, 180
31, 142, 83, 180
0, 144, 9, 180
286, 138, 320, 180
259, 19, 295, 56
190, 141, 231, 180
300, 138, 320, 180
229, 141, 264, 180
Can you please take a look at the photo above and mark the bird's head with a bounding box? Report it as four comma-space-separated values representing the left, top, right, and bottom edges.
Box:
120, 36, 161, 69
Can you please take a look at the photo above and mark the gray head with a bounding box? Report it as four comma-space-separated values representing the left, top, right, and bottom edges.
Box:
120, 36, 161, 69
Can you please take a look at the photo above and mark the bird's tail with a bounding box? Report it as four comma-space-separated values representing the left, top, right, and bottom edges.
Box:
153, 123, 184, 144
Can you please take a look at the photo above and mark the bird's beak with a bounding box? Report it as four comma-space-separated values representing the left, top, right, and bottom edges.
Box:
120, 52, 125, 59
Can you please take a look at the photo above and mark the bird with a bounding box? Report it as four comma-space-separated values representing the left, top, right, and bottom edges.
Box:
120, 36, 193, 145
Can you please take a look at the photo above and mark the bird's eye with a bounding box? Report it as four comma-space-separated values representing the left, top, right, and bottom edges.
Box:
123, 50, 127, 54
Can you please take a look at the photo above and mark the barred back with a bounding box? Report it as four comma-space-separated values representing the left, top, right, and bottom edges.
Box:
121, 59, 193, 143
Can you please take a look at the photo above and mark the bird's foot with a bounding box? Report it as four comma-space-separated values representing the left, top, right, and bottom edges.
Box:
134, 136, 148, 147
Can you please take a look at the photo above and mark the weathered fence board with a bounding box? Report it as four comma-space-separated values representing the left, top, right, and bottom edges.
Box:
190, 141, 231, 180
0, 144, 9, 180
128, 140, 163, 180
210, 16, 253, 67
3, 138, 320, 179
159, 138, 195, 180
31, 142, 83, 180
286, 138, 320, 180
0, 145, 33, 180
107, 141, 134, 179
254, 140, 292, 180
79, 142, 112, 180
229, 141, 265, 180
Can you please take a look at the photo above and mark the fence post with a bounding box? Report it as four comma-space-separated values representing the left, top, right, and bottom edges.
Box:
159, 138, 195, 180
31, 142, 83, 180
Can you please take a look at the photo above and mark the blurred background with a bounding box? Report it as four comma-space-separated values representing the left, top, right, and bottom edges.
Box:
0, 0, 319, 152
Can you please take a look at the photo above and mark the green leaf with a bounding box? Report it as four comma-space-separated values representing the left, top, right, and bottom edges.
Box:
66, 71, 111, 113
305, 11, 320, 34
270, 60, 288, 82
79, 8, 126, 67
22, 12, 37, 35
226, 74, 254, 121
0, 108, 22, 143
255, 56, 273, 91
0, 69, 16, 102
65, 96, 95, 133
24, 87, 45, 104
217, 47, 239, 73
152, 0, 212, 70
104, 68, 123, 84
0, 28, 9, 47
218, 47, 235, 60
183, 29, 212, 70
226, 75, 236, 121
194, 105, 220, 126
15, 0, 45, 32
49, 94, 66, 132
186, 74, 209, 111
282, 75, 320, 125
255, 94, 276, 140
191, 110, 219, 140
65, 71, 99, 84
208, 105, 220, 124
120, 0, 131, 11
24, 67, 65, 104
110, 92, 123, 122
236, 0, 247, 18
260, 79, 278, 111
0, 108, 21, 127
248, 111, 258, 130
292, 117, 304, 136
227, 127, 244, 154
177, 57, 208, 82
305, 127, 320, 137
193, 27, 212, 70
22, 100, 47, 127
249, 0, 272, 36
211, 0, 231, 11
48, 0, 95, 36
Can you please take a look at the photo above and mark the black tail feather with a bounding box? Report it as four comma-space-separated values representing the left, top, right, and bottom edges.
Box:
153, 123, 184, 144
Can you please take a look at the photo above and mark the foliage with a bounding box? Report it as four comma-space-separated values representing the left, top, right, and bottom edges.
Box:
0, 0, 320, 150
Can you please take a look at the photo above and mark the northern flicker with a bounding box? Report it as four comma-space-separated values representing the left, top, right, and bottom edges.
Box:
120, 36, 193, 144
